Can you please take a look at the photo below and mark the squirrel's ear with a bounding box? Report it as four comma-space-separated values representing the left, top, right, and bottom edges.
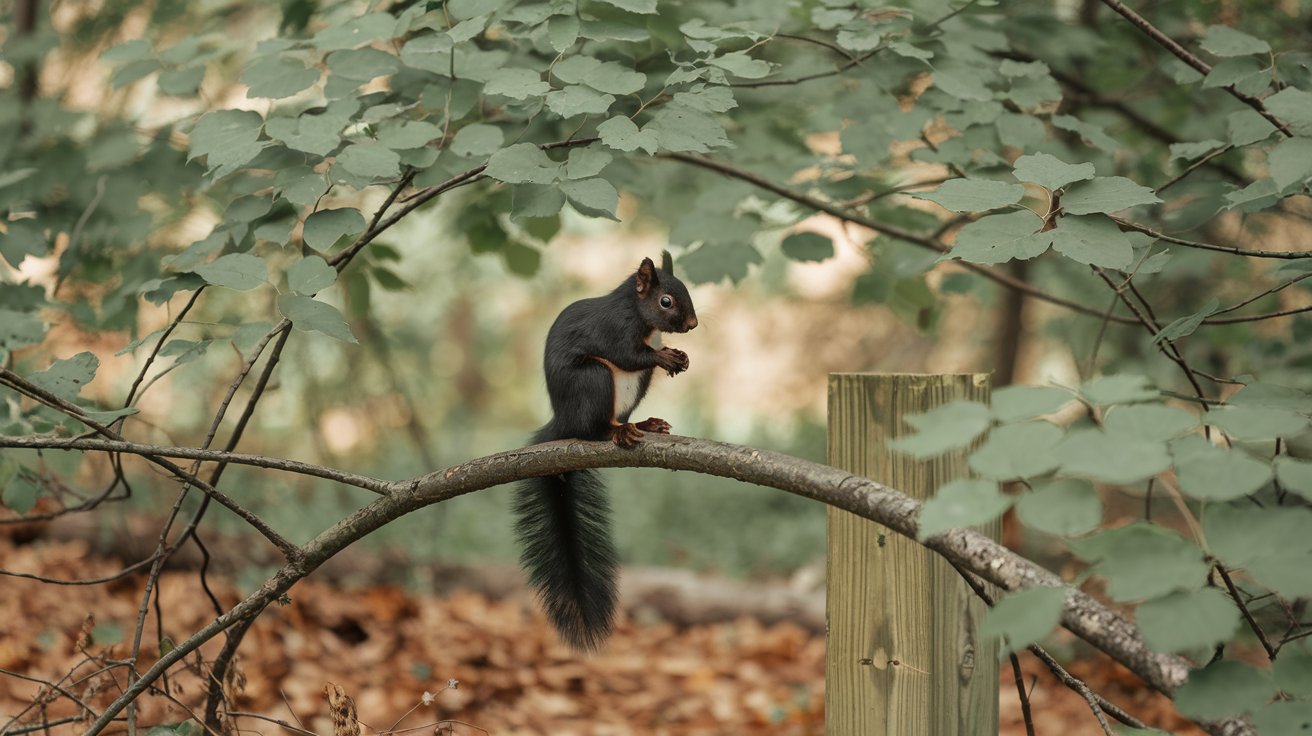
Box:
636, 257, 656, 294
661, 250, 674, 274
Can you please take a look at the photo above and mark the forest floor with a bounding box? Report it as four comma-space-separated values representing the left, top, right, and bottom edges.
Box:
0, 532, 1203, 736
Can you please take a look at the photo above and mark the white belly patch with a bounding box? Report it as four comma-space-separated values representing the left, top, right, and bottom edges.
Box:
613, 370, 643, 418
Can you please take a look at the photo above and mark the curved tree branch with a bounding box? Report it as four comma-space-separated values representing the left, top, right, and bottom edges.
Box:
71, 435, 1242, 736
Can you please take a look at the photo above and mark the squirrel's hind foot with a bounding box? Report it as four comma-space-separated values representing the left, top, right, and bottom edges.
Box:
610, 422, 644, 447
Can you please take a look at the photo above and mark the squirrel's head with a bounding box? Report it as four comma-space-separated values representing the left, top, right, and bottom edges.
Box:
635, 256, 698, 333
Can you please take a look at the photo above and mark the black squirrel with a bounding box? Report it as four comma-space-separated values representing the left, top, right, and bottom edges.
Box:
513, 253, 698, 651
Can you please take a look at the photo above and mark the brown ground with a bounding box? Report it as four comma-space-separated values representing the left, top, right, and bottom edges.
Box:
0, 534, 1202, 736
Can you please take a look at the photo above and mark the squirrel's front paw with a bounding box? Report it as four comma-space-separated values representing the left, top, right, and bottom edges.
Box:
655, 347, 690, 376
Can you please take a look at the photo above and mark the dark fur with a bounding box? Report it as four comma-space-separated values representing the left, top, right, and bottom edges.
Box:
513, 257, 696, 651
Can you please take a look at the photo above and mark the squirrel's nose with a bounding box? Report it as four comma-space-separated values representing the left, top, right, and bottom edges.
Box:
685, 315, 698, 330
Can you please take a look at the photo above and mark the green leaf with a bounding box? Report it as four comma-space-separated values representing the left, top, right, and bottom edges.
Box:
336, 142, 400, 179
1274, 652, 1312, 696
996, 113, 1046, 149
2, 475, 39, 515
707, 52, 772, 80
597, 115, 659, 154
911, 178, 1024, 213
242, 55, 320, 99
1275, 457, 1312, 501
1017, 479, 1101, 536
376, 121, 443, 150
548, 15, 580, 52
967, 421, 1063, 480
1247, 556, 1312, 597
287, 256, 337, 295
979, 586, 1066, 654
545, 85, 616, 117
1174, 661, 1273, 721
1052, 114, 1118, 152
1203, 57, 1264, 89
1175, 446, 1273, 500
1204, 505, 1312, 568
1062, 177, 1162, 215
512, 184, 566, 220
277, 295, 357, 343
945, 210, 1050, 264
484, 67, 550, 100
1012, 152, 1095, 191
188, 110, 266, 177
1253, 702, 1312, 734
111, 59, 162, 88
552, 56, 646, 95
102, 39, 153, 63
303, 208, 366, 252
781, 233, 834, 262
1169, 139, 1225, 161
888, 400, 992, 458
326, 48, 399, 83
1269, 137, 1312, 189
1264, 88, 1312, 136
311, 13, 397, 50
679, 242, 762, 284
991, 385, 1072, 422
1228, 109, 1279, 145
158, 66, 205, 96
561, 178, 619, 220
160, 338, 211, 364
486, 143, 561, 185
594, 0, 657, 13
1137, 588, 1240, 654
146, 722, 195, 736
30, 352, 99, 401
1056, 429, 1171, 485
1049, 214, 1134, 268
932, 65, 992, 101
0, 221, 48, 267
1069, 522, 1208, 600
1082, 374, 1158, 405
276, 167, 328, 209
1200, 25, 1271, 57
1102, 404, 1198, 441
193, 253, 267, 291
565, 147, 612, 180
917, 479, 1012, 539
648, 106, 731, 153
450, 124, 504, 157
1153, 297, 1221, 344
1208, 405, 1309, 440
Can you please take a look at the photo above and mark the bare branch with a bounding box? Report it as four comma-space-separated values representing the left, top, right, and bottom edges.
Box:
0, 436, 390, 493
1114, 219, 1312, 260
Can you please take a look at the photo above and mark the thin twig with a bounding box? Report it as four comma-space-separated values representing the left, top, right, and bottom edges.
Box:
1114, 219, 1312, 260
1215, 564, 1278, 660
1098, 0, 1292, 137
659, 152, 1142, 324
1009, 652, 1037, 736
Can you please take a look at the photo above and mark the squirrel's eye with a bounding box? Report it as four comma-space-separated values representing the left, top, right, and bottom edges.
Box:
659, 295, 673, 309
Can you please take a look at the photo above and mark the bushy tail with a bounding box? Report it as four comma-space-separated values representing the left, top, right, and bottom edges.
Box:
512, 432, 618, 651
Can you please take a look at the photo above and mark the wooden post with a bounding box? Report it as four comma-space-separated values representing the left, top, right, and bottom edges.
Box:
826, 373, 997, 735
